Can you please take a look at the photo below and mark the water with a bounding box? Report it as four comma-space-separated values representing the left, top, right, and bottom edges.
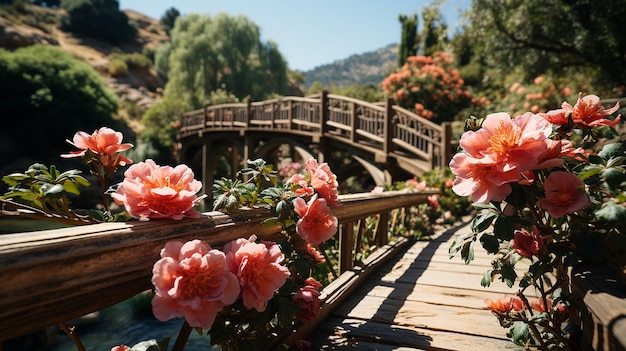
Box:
49, 297, 218, 351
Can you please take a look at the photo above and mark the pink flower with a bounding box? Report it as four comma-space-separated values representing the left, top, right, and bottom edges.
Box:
567, 93, 621, 128
224, 235, 290, 312
485, 295, 524, 313
61, 127, 133, 166
371, 186, 384, 194
287, 173, 314, 196
293, 194, 338, 246
111, 159, 204, 220
513, 226, 543, 257
292, 277, 323, 322
305, 159, 339, 206
530, 298, 553, 313
451, 111, 563, 204
304, 243, 326, 263
151, 240, 240, 330
450, 153, 517, 204
406, 177, 427, 190
537, 171, 590, 218
111, 346, 130, 351
427, 194, 440, 210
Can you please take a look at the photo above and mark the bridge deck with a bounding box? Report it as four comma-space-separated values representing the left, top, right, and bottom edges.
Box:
308, 221, 525, 350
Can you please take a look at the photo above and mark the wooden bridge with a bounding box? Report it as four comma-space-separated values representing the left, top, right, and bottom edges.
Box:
177, 92, 453, 194
1, 189, 624, 350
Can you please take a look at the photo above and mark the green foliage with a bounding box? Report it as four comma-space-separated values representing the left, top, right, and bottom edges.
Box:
305, 83, 383, 103
464, 0, 626, 92
110, 52, 152, 71
60, 0, 137, 44
159, 6, 179, 35
0, 45, 123, 169
108, 58, 128, 77
398, 14, 418, 67
155, 13, 289, 108
421, 0, 448, 57
139, 96, 189, 165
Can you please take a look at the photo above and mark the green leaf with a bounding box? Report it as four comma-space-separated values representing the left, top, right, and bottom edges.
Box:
461, 239, 475, 264
599, 142, 625, 160
479, 233, 500, 254
596, 201, 626, 223
449, 231, 475, 259
481, 268, 494, 287
500, 262, 517, 288
508, 321, 530, 346
493, 216, 515, 241
579, 165, 603, 181
471, 208, 498, 233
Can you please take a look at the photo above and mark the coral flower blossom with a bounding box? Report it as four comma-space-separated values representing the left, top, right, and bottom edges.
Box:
305, 159, 339, 206
111, 159, 204, 220
292, 277, 323, 322
530, 298, 553, 313
111, 346, 130, 351
537, 171, 590, 218
567, 93, 621, 128
485, 295, 524, 314
513, 226, 543, 257
450, 153, 519, 204
151, 240, 240, 330
287, 173, 314, 196
61, 127, 133, 166
224, 235, 290, 312
293, 194, 338, 246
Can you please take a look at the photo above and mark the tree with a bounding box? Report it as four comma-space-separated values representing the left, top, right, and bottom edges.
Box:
397, 14, 418, 67
0, 45, 124, 170
60, 0, 137, 44
421, 0, 448, 57
147, 13, 290, 161
466, 0, 626, 91
160, 7, 180, 35
154, 13, 289, 106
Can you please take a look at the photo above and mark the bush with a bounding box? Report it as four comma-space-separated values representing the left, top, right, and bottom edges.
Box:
382, 51, 476, 124
60, 0, 137, 44
108, 58, 128, 77
0, 45, 125, 170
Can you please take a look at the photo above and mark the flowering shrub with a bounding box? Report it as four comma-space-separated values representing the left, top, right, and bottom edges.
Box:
1, 128, 340, 351
381, 51, 476, 123
449, 93, 626, 349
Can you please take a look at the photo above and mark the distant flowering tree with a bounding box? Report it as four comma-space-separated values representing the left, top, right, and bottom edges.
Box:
449, 93, 625, 349
381, 51, 476, 123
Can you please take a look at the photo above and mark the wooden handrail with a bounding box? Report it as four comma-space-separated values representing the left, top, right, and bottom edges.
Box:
178, 92, 451, 176
0, 189, 436, 342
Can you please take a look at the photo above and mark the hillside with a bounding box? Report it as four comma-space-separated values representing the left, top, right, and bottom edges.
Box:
302, 43, 398, 89
0, 5, 169, 132
0, 5, 395, 114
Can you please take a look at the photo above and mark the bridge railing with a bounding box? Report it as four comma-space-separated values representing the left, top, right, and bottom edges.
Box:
0, 189, 435, 347
178, 92, 452, 171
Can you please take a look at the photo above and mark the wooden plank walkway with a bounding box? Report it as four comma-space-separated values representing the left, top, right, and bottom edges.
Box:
307, 221, 526, 350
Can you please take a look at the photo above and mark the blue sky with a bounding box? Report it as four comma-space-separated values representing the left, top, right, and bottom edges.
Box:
119, 0, 471, 71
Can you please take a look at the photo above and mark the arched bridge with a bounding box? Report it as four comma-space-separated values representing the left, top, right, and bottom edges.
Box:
177, 91, 453, 194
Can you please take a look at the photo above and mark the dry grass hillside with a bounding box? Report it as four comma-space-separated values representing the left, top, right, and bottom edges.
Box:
0, 5, 169, 132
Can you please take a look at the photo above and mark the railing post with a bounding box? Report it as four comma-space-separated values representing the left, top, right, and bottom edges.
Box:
384, 98, 395, 156
339, 221, 355, 274
441, 122, 452, 169
246, 100, 252, 128
350, 101, 357, 143
320, 90, 329, 133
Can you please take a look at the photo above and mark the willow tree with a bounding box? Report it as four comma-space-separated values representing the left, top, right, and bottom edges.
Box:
154, 13, 289, 107
145, 13, 289, 163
